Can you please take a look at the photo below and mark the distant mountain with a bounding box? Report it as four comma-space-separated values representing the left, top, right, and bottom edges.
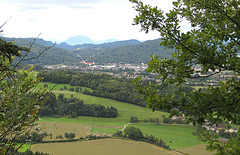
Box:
94, 39, 118, 44
64, 35, 118, 46
56, 39, 141, 50
65, 35, 94, 45
75, 38, 174, 63
56, 42, 73, 50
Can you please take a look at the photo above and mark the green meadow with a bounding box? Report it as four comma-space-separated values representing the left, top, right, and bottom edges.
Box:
129, 123, 204, 149
39, 82, 169, 125
30, 82, 206, 154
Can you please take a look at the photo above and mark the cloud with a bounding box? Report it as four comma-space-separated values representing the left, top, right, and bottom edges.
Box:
0, 0, 174, 42
18, 5, 48, 12
0, 0, 119, 5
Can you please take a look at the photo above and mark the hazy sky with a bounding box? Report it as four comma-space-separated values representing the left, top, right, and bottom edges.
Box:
0, 0, 174, 42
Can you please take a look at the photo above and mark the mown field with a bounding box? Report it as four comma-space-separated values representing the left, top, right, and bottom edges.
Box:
31, 139, 176, 155
37, 122, 89, 140
177, 144, 215, 155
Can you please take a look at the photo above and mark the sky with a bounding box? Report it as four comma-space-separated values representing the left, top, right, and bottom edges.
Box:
0, 0, 175, 43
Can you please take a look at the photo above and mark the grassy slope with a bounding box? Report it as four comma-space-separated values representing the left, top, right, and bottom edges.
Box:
129, 124, 204, 149
39, 82, 168, 126
36, 82, 203, 151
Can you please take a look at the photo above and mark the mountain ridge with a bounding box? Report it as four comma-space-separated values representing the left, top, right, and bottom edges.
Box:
56, 39, 141, 50
1, 36, 173, 65
64, 35, 118, 46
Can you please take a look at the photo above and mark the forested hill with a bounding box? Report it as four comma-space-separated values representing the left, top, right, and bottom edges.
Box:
2, 37, 79, 65
1, 37, 173, 65
75, 39, 174, 63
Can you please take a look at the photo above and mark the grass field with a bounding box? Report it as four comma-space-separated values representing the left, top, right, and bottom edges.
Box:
38, 82, 168, 127
36, 82, 92, 92
56, 91, 168, 122
32, 82, 208, 154
31, 138, 176, 155
36, 85, 169, 140
128, 123, 204, 149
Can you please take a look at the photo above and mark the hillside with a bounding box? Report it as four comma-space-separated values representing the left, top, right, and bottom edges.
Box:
2, 37, 173, 65
75, 38, 174, 64
2, 37, 79, 65
57, 39, 141, 50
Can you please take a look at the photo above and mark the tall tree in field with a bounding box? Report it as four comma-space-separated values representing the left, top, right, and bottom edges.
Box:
0, 26, 52, 154
130, 0, 240, 154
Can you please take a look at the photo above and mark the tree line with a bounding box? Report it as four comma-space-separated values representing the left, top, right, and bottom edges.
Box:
115, 126, 170, 150
37, 70, 147, 107
38, 70, 193, 108
39, 93, 118, 118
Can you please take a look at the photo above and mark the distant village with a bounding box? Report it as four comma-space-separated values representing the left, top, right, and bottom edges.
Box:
44, 61, 239, 86
44, 61, 150, 79
45, 61, 148, 72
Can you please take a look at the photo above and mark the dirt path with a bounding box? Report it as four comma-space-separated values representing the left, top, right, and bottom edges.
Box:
121, 123, 132, 131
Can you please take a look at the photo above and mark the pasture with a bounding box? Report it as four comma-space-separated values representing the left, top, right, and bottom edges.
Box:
38, 82, 169, 131
36, 82, 92, 92
128, 123, 204, 149
31, 138, 176, 155
30, 82, 209, 154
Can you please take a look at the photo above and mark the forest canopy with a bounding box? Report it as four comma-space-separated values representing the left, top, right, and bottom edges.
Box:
130, 0, 240, 154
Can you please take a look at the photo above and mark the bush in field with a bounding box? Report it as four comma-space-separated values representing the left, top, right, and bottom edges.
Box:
130, 116, 139, 123
162, 117, 173, 124
69, 133, 76, 140
65, 132, 75, 139
64, 132, 69, 139
124, 126, 144, 140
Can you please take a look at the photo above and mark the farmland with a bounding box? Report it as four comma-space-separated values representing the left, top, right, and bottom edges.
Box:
31, 139, 176, 155
28, 82, 210, 154
177, 144, 216, 155
128, 123, 204, 149
37, 122, 89, 141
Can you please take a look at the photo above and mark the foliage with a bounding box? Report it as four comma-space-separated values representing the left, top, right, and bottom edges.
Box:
0, 61, 47, 154
119, 126, 170, 150
124, 126, 144, 140
29, 131, 47, 143
64, 132, 75, 140
38, 70, 147, 106
39, 93, 118, 118
0, 38, 29, 72
3, 37, 173, 65
144, 134, 170, 150
130, 0, 240, 153
3, 37, 78, 66
16, 149, 49, 155
0, 28, 49, 154
77, 39, 174, 64
130, 116, 139, 123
